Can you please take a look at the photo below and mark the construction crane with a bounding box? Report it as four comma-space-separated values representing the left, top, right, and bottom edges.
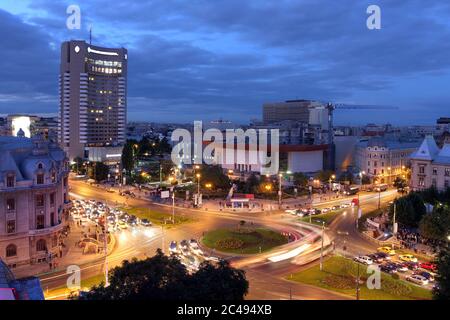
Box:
325, 102, 399, 111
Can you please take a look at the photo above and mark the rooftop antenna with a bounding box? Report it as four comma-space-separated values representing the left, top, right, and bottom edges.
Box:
89, 24, 92, 45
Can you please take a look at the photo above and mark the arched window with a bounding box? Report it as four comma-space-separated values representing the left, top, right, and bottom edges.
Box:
6, 244, 17, 257
36, 239, 47, 252
37, 163, 44, 169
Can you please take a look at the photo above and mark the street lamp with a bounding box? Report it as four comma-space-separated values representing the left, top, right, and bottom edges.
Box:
329, 174, 336, 191
196, 173, 201, 195
278, 173, 283, 209
320, 221, 325, 271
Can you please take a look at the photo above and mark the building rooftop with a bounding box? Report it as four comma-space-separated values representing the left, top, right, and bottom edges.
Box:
410, 135, 450, 165
358, 137, 421, 150
0, 259, 44, 300
0, 136, 66, 182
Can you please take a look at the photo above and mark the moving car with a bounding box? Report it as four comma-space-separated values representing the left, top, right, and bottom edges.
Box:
285, 209, 305, 217
377, 246, 396, 256
118, 220, 128, 229
399, 254, 418, 263
169, 241, 178, 253
406, 274, 429, 286
140, 219, 152, 227
189, 239, 199, 250
353, 256, 373, 265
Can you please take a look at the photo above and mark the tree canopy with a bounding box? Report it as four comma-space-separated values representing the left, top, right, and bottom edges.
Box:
76, 249, 248, 300
199, 165, 230, 190
389, 192, 426, 227
433, 246, 450, 300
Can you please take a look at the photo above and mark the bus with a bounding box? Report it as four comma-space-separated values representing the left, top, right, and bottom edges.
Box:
374, 183, 388, 192
343, 186, 359, 195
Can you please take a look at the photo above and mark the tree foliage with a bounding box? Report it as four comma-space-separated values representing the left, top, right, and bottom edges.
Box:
433, 246, 450, 300
243, 173, 259, 193
76, 249, 248, 300
200, 165, 230, 190
393, 177, 407, 192
314, 170, 334, 183
389, 192, 426, 227
121, 141, 135, 174
419, 206, 450, 241
292, 172, 308, 188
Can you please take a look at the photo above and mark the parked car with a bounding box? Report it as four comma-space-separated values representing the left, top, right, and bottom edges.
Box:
404, 261, 419, 271
419, 262, 437, 272
406, 274, 429, 286
354, 256, 373, 265
392, 262, 408, 272
414, 271, 435, 282
399, 254, 418, 263
380, 264, 397, 274
377, 246, 396, 256
368, 253, 385, 264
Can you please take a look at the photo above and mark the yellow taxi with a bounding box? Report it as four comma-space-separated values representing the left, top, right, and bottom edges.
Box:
377, 246, 396, 256
399, 254, 418, 263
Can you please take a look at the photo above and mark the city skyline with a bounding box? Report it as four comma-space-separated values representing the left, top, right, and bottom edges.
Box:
1, 1, 450, 125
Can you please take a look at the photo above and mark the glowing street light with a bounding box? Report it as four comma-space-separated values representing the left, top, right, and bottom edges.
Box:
196, 173, 201, 194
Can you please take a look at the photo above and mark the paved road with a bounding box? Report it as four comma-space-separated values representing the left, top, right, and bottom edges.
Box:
42, 180, 397, 300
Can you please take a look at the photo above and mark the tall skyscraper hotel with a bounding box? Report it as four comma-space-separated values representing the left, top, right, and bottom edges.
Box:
58, 40, 127, 163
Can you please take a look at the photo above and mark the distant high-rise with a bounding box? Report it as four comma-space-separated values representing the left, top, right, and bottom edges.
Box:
58, 40, 127, 162
262, 100, 326, 125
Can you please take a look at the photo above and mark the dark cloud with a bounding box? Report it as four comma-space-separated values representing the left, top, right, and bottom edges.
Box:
0, 1, 450, 124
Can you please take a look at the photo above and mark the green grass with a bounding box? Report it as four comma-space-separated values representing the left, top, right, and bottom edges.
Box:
300, 209, 346, 226
287, 255, 432, 300
202, 227, 288, 254
45, 274, 105, 299
119, 206, 194, 227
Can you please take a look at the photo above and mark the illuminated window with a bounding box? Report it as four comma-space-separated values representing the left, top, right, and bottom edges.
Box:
6, 198, 15, 211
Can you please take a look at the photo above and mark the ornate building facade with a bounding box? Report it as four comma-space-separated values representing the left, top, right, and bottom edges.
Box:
0, 136, 69, 268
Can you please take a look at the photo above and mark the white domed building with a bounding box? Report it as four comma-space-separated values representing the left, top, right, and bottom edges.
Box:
0, 135, 70, 268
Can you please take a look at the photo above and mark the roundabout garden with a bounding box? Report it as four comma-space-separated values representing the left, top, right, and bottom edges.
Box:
201, 223, 288, 254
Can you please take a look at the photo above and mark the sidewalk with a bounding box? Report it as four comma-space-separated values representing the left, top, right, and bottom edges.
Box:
12, 218, 115, 279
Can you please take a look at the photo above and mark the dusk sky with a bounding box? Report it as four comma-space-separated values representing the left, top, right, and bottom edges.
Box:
0, 0, 449, 125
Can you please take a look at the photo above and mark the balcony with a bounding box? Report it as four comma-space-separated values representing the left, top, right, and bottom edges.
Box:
28, 222, 64, 236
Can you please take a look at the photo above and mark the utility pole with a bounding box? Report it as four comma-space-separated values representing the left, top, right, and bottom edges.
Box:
172, 188, 175, 224
159, 163, 162, 186
161, 225, 165, 253
103, 209, 109, 287
378, 188, 381, 209
356, 262, 360, 300
320, 221, 325, 271
393, 201, 397, 236
278, 173, 282, 209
